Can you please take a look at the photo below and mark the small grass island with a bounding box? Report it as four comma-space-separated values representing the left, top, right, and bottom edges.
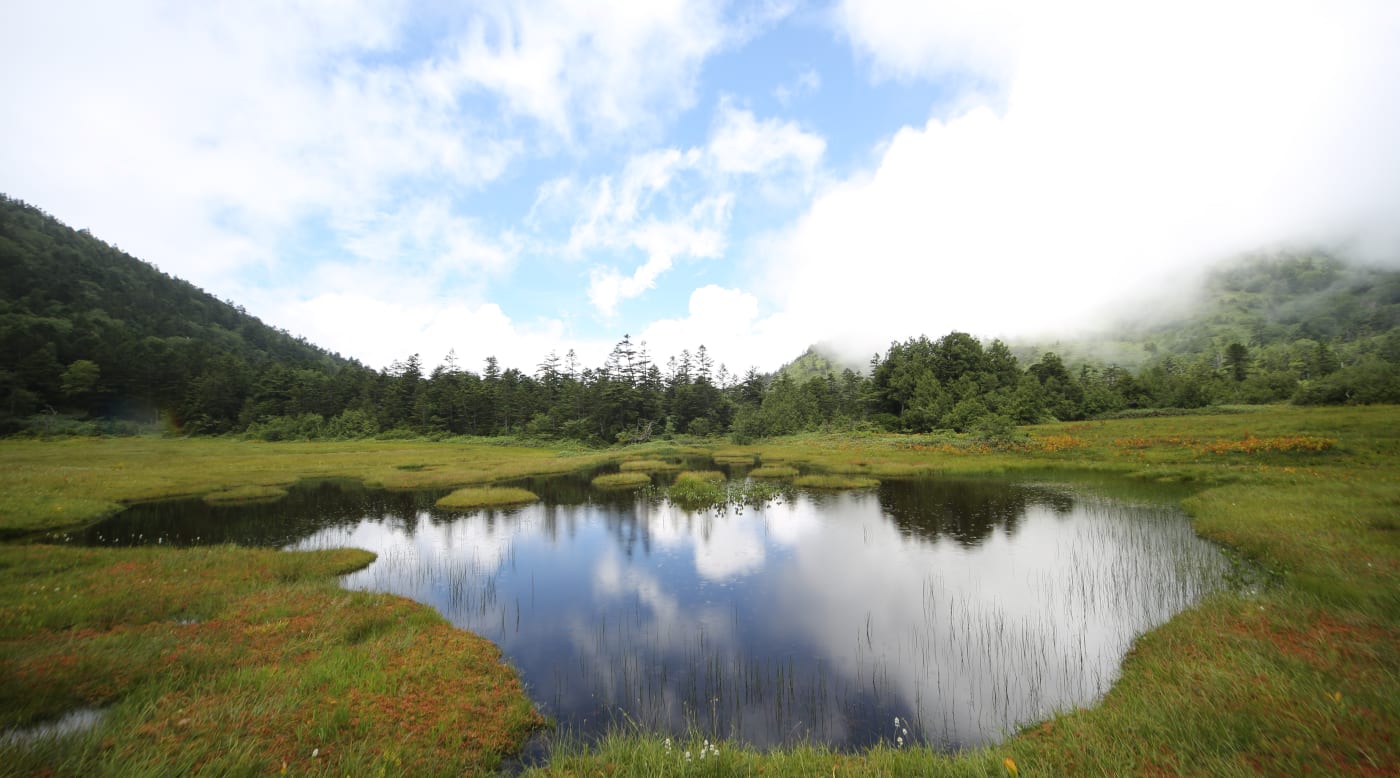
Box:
435, 486, 539, 510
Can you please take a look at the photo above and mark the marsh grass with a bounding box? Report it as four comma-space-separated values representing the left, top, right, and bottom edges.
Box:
592, 472, 653, 490
0, 438, 613, 536
793, 474, 880, 490
749, 465, 799, 479
0, 545, 541, 775
675, 470, 725, 483
2, 405, 1398, 776
201, 484, 289, 505
436, 486, 539, 509
619, 459, 683, 472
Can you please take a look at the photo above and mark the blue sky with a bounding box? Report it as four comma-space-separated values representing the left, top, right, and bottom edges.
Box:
4, 1, 1399, 374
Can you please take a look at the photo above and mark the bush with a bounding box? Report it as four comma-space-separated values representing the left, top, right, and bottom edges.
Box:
243, 413, 325, 441
1293, 358, 1400, 405
323, 409, 379, 439
971, 414, 1022, 446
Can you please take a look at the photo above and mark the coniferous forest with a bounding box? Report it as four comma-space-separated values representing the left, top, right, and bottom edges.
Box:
3, 194, 1397, 442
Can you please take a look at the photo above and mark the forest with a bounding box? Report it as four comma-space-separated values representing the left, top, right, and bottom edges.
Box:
2, 193, 1397, 443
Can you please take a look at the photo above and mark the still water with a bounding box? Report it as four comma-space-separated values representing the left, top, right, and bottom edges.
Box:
73, 471, 1230, 750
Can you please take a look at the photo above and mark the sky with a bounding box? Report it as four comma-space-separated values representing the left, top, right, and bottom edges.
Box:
4, 1, 1399, 375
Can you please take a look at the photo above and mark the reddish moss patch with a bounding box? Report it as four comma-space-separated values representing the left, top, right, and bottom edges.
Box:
0, 545, 540, 775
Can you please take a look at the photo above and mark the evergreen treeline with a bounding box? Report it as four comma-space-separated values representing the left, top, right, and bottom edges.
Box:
2, 194, 1397, 442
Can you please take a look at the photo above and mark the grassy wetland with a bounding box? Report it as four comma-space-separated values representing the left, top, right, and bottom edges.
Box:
0, 405, 1396, 775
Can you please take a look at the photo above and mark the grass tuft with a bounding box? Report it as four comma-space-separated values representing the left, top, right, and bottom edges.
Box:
618, 459, 682, 472
435, 486, 539, 509
592, 472, 652, 490
794, 474, 880, 490
750, 465, 799, 479
675, 470, 725, 483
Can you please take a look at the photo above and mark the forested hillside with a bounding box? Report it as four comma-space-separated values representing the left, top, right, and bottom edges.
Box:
0, 195, 376, 434
2, 195, 1396, 442
1028, 255, 1400, 407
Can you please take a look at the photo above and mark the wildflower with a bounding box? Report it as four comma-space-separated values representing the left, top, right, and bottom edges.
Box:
312, 747, 319, 758
1004, 757, 1019, 777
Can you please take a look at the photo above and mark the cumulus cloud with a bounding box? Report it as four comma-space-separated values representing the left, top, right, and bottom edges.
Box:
434, 0, 730, 141
638, 285, 802, 373
260, 287, 574, 372
708, 98, 826, 175
772, 0, 1400, 361
833, 0, 1023, 87
564, 102, 825, 317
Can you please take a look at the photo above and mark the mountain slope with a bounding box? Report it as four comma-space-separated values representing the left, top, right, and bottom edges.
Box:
0, 194, 372, 433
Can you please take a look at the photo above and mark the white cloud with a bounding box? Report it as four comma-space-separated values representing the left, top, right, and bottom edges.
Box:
638, 285, 804, 373
256, 283, 575, 372
340, 198, 515, 277
708, 98, 826, 177
0, 1, 521, 294
431, 0, 730, 141
586, 202, 730, 317
833, 0, 1024, 86
771, 0, 1400, 361
567, 103, 825, 317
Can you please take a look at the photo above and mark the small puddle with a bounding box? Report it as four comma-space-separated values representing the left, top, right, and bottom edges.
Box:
1, 708, 105, 747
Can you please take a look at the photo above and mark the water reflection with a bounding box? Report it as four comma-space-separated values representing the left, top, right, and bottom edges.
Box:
69, 476, 1227, 750
256, 479, 1223, 750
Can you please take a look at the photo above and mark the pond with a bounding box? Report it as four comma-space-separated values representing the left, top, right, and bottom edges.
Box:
68, 468, 1233, 752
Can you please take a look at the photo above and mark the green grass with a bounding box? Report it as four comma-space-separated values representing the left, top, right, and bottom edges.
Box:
0, 438, 613, 538
674, 470, 725, 483
435, 486, 539, 509
618, 458, 682, 472
0, 545, 540, 775
1, 405, 1397, 775
793, 473, 880, 490
749, 464, 799, 479
591, 472, 653, 490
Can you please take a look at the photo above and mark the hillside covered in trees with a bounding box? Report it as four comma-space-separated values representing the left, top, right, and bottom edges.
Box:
2, 195, 1397, 442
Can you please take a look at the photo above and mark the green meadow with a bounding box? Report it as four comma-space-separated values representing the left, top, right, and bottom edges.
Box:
0, 405, 1396, 775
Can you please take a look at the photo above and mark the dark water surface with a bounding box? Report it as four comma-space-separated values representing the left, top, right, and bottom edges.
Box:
72, 471, 1230, 751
